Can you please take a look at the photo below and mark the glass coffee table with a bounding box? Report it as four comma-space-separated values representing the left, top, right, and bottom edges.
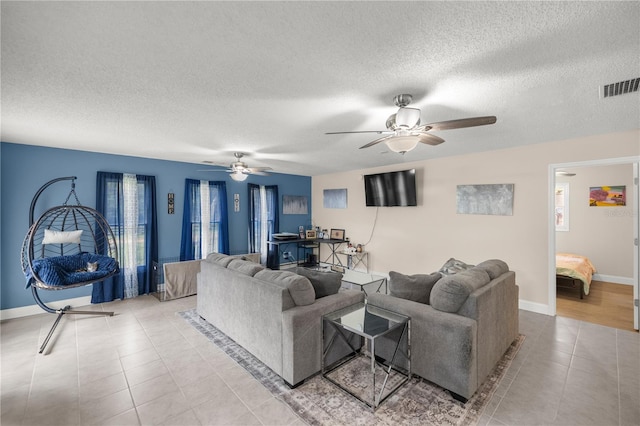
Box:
322, 302, 410, 410
341, 269, 387, 296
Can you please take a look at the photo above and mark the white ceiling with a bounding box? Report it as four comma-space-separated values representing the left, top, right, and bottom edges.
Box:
2, 1, 639, 176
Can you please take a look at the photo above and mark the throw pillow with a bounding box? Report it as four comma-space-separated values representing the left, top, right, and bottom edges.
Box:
227, 259, 265, 276
430, 268, 491, 313
474, 259, 509, 280
389, 271, 442, 304
254, 269, 315, 306
296, 267, 342, 299
438, 258, 474, 275
42, 229, 83, 244
206, 253, 234, 267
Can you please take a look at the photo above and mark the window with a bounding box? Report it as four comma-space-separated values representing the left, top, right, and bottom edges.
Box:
180, 179, 229, 260
555, 182, 570, 231
93, 172, 158, 302
248, 184, 279, 266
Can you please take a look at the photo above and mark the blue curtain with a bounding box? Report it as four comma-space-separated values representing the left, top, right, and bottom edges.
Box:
180, 179, 229, 261
92, 172, 158, 303
248, 184, 279, 267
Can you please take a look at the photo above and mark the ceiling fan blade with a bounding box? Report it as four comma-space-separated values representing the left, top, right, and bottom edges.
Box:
246, 167, 272, 172
250, 170, 271, 176
416, 133, 445, 146
359, 135, 392, 149
326, 130, 393, 135
420, 116, 497, 131
196, 168, 232, 172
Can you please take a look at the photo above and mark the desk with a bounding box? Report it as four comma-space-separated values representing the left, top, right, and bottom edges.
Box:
267, 238, 346, 269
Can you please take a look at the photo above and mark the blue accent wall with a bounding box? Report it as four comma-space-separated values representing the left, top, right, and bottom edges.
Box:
0, 142, 311, 310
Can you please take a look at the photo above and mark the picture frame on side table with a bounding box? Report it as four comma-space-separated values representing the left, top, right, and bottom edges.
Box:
305, 230, 317, 239
330, 228, 345, 240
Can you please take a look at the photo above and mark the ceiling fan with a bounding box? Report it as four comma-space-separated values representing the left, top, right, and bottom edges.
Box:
201, 152, 272, 181
326, 94, 497, 154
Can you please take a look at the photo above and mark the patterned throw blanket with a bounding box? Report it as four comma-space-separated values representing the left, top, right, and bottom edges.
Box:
556, 252, 596, 295
25, 253, 119, 289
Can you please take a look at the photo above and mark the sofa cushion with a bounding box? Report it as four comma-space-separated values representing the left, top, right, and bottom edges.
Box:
430, 268, 491, 312
438, 258, 474, 275
206, 253, 234, 267
474, 259, 509, 280
296, 268, 343, 299
389, 271, 442, 304
227, 259, 265, 276
254, 269, 315, 306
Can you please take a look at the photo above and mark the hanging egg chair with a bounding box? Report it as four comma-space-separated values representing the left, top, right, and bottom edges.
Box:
20, 176, 120, 353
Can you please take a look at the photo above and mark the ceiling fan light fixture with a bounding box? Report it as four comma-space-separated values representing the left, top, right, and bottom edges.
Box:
395, 107, 421, 128
385, 135, 419, 154
230, 170, 248, 181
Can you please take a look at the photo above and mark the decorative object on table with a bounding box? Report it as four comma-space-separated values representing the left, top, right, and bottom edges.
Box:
323, 188, 348, 209
356, 244, 363, 253
283, 195, 308, 214
305, 229, 317, 239
330, 228, 345, 240
456, 184, 514, 216
179, 308, 524, 426
589, 185, 626, 206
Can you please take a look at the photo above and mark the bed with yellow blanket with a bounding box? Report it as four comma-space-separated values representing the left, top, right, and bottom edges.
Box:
556, 253, 597, 299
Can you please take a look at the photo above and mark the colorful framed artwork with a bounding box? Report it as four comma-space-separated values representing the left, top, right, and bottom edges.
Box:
305, 230, 317, 239
589, 185, 626, 206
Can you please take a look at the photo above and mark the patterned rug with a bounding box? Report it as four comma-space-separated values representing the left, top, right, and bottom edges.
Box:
179, 309, 524, 426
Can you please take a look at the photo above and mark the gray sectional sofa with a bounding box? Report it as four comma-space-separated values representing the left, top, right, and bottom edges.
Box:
368, 259, 519, 401
196, 253, 364, 387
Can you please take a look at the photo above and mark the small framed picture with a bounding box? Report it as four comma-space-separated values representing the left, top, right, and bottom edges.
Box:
305, 230, 317, 239
330, 228, 345, 240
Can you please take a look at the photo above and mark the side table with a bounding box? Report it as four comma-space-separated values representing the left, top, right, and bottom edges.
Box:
322, 302, 410, 410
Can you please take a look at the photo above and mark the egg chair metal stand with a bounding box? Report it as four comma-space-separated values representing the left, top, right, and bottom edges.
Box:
21, 176, 120, 353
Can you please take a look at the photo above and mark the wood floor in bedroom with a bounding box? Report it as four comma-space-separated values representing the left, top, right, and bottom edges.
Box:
556, 280, 636, 332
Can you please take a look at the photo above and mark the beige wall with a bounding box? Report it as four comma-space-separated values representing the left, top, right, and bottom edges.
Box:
556, 163, 635, 280
312, 130, 639, 312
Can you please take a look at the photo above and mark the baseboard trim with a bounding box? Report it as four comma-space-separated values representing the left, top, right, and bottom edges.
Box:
592, 274, 634, 286
0, 296, 93, 321
519, 299, 551, 315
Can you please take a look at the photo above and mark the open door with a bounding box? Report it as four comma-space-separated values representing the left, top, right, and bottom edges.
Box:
634, 163, 639, 330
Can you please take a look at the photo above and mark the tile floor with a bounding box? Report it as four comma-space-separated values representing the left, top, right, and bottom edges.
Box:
1, 295, 638, 426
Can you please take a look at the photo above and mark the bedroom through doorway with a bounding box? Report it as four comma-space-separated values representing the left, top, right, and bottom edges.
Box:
550, 158, 639, 332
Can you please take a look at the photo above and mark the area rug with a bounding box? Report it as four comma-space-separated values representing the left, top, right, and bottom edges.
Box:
179, 309, 524, 426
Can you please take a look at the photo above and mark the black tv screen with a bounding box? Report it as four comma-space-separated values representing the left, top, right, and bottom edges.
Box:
364, 169, 417, 207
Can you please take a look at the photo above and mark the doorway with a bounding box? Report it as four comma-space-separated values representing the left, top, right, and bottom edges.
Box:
548, 157, 639, 331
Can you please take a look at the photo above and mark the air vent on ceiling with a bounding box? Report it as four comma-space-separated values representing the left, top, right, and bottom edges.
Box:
600, 77, 639, 98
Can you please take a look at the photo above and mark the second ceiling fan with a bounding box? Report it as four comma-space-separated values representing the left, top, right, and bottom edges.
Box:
326, 94, 497, 154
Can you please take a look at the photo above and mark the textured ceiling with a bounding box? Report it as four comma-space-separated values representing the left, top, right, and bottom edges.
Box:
2, 1, 639, 176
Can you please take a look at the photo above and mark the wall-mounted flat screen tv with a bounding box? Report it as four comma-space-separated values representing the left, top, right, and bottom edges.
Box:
364, 169, 417, 207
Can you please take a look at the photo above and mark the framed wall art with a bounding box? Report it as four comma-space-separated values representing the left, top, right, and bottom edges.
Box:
589, 185, 626, 206
323, 188, 348, 209
283, 195, 308, 214
456, 184, 514, 216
